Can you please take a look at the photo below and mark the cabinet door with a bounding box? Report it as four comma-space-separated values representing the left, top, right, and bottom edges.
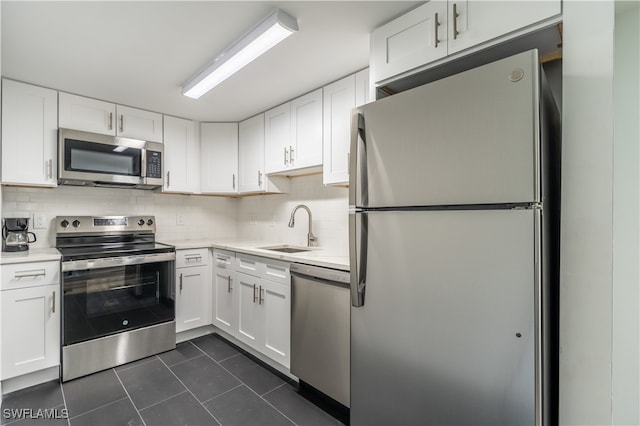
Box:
238, 114, 265, 193
200, 123, 238, 194
164, 116, 199, 193
1, 79, 58, 187
447, 1, 561, 54
264, 103, 291, 174
290, 89, 323, 170
212, 251, 237, 337
236, 272, 261, 350
116, 105, 163, 143
370, 1, 448, 84
323, 75, 355, 186
355, 68, 371, 108
261, 280, 290, 368
176, 265, 210, 333
1, 284, 60, 379
59, 92, 116, 135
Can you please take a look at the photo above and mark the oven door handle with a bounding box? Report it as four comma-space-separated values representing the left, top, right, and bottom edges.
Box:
62, 252, 176, 272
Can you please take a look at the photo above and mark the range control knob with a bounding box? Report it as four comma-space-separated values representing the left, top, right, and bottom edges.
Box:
72, 220, 81, 228
138, 219, 145, 226
146, 219, 154, 226
60, 219, 69, 228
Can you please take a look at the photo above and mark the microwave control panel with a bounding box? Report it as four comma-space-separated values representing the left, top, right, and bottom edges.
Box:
146, 151, 162, 179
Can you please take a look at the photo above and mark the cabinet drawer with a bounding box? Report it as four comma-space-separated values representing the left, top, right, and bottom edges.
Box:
262, 259, 290, 285
235, 254, 261, 278
1, 261, 60, 291
176, 248, 209, 268
213, 249, 235, 270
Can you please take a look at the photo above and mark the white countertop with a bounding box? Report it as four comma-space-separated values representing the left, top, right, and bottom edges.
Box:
166, 240, 350, 271
0, 248, 62, 265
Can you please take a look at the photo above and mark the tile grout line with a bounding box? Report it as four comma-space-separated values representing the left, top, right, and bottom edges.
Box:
198, 383, 244, 405
59, 381, 71, 426
114, 355, 159, 373
161, 353, 206, 369
113, 368, 148, 426
260, 381, 289, 397
134, 390, 189, 412
196, 345, 298, 426
156, 356, 224, 425
67, 396, 130, 421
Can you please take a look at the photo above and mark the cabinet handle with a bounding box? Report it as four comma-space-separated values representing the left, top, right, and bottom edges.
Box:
258, 170, 263, 187
227, 275, 232, 293
232, 174, 236, 190
179, 273, 183, 293
434, 13, 440, 48
119, 114, 124, 133
453, 3, 460, 40
259, 286, 264, 305
52, 291, 56, 314
166, 171, 170, 187
185, 255, 201, 262
47, 159, 53, 179
108, 112, 113, 130
289, 146, 294, 164
284, 147, 288, 165
252, 284, 258, 303
14, 269, 46, 279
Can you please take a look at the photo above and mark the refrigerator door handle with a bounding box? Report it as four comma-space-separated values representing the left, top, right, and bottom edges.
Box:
349, 111, 368, 207
349, 211, 368, 307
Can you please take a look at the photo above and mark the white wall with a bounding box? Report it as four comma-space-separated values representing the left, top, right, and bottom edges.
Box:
560, 1, 615, 424
1, 186, 238, 245
612, 2, 640, 424
236, 174, 349, 253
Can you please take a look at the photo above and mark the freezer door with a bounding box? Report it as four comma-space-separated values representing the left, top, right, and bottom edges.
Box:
351, 209, 540, 425
352, 50, 540, 208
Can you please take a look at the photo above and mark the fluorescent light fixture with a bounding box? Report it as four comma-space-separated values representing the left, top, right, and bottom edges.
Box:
182, 8, 298, 99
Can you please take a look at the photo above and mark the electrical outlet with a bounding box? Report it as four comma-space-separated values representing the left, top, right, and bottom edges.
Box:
33, 213, 47, 229
176, 213, 185, 226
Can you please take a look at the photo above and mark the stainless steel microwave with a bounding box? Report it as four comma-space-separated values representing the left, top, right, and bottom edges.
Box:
58, 128, 163, 189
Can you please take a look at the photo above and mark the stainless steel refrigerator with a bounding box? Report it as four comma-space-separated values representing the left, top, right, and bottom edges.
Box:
349, 49, 560, 425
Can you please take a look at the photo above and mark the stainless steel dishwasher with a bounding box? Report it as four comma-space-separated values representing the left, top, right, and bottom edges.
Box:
290, 263, 350, 408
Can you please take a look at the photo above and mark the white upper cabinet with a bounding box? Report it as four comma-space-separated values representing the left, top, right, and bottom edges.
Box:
238, 114, 289, 194
200, 123, 239, 195
265, 89, 323, 175
371, 1, 448, 84
59, 92, 116, 135
116, 105, 163, 142
371, 0, 561, 84
163, 116, 200, 194
323, 75, 356, 186
264, 103, 291, 174
239, 114, 265, 193
1, 79, 58, 187
290, 88, 323, 171
59, 92, 163, 142
323, 70, 370, 186
447, 1, 562, 54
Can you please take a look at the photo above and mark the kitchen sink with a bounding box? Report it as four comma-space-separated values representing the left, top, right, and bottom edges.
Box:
259, 245, 312, 253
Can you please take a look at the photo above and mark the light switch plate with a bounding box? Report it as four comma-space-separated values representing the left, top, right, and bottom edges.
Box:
176, 213, 185, 226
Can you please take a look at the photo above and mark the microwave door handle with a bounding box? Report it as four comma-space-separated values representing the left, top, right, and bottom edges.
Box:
141, 149, 146, 178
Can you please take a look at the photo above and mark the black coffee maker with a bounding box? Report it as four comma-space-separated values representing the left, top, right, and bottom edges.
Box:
2, 218, 37, 252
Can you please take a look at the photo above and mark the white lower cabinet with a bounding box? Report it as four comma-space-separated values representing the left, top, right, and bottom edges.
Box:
1, 261, 60, 380
212, 250, 237, 337
213, 251, 291, 369
175, 249, 211, 333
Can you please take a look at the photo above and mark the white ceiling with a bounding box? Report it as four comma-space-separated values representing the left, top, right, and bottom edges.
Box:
1, 1, 420, 122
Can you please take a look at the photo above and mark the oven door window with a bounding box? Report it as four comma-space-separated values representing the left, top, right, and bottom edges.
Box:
64, 138, 142, 176
63, 261, 174, 346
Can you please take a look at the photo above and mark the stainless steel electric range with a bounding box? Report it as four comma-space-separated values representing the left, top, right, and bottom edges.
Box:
56, 215, 176, 382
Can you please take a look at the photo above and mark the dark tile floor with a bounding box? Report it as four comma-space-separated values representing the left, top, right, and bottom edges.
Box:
1, 334, 344, 426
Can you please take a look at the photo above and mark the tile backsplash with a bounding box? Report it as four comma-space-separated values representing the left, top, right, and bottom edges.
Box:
1, 174, 349, 251
1, 185, 238, 248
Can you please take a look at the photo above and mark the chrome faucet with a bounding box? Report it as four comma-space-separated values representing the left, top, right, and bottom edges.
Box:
288, 204, 318, 247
